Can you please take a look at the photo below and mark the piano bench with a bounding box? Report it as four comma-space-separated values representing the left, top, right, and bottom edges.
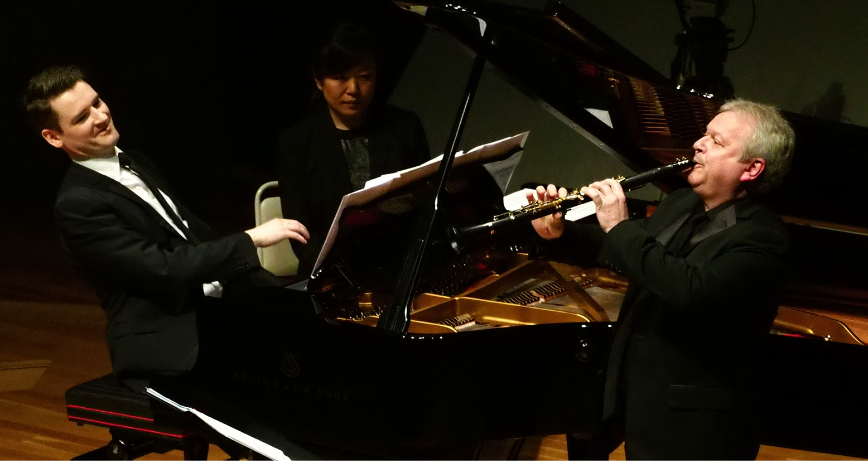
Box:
65, 374, 210, 460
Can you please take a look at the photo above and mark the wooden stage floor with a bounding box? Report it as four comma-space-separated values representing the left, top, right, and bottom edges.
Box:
0, 199, 860, 460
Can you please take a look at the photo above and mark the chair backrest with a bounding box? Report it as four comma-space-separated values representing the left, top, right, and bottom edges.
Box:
254, 181, 299, 277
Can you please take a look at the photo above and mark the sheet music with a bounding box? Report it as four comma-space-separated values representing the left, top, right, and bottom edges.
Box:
484, 150, 523, 194
146, 387, 291, 461
502, 188, 534, 212
563, 201, 597, 221
311, 131, 529, 276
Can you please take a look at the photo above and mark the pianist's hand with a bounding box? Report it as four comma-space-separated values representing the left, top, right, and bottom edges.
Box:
527, 184, 567, 239
580, 178, 628, 233
245, 218, 310, 248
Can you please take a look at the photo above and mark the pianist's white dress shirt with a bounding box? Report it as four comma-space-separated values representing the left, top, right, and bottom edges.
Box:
74, 147, 223, 297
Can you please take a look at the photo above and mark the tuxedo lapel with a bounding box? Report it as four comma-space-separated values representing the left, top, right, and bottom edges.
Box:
66, 162, 139, 205
656, 213, 691, 247
652, 190, 702, 247
124, 151, 214, 241
650, 189, 743, 254
688, 204, 737, 247
65, 162, 188, 239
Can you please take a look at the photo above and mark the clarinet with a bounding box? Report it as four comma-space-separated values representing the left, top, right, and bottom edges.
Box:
451, 157, 695, 244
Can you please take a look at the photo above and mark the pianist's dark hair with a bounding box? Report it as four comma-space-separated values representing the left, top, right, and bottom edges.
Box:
720, 98, 795, 194
311, 22, 380, 81
22, 65, 85, 134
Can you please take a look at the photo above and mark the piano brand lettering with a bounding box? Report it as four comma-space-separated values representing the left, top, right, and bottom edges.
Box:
280, 352, 300, 378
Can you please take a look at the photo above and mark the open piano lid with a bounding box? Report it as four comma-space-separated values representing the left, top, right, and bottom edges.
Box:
396, 0, 868, 232
396, 0, 715, 191
395, 0, 868, 310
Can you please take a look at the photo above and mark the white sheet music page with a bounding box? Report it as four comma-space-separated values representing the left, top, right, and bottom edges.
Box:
311, 131, 529, 276
145, 387, 291, 461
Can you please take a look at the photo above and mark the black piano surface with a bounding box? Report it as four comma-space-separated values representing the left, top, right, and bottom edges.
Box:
163, 1, 868, 458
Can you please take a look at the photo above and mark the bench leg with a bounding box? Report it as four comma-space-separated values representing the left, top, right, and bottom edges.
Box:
70, 438, 143, 461
106, 435, 162, 460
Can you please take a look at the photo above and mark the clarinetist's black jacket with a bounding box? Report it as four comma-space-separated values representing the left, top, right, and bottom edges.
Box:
539, 187, 789, 459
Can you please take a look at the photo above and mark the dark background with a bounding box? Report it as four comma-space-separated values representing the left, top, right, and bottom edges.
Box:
0, 0, 426, 236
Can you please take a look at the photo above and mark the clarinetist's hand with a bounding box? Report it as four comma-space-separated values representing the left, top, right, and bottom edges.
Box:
527, 184, 568, 239
581, 178, 629, 233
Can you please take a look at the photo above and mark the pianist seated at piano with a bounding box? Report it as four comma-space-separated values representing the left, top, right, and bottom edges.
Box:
528, 99, 795, 460
22, 65, 310, 391
276, 21, 430, 277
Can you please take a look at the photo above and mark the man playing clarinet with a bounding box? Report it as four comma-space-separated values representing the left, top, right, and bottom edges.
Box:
529, 98, 795, 460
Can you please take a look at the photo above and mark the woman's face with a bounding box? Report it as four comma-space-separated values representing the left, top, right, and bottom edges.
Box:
316, 60, 376, 129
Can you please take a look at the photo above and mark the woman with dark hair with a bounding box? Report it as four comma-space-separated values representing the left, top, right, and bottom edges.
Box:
276, 22, 430, 277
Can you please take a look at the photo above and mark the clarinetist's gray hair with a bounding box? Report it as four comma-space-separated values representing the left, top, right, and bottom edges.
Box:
720, 98, 795, 194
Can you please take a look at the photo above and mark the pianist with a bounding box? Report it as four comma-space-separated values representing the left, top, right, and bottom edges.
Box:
276, 21, 430, 277
22, 65, 310, 390
529, 99, 795, 459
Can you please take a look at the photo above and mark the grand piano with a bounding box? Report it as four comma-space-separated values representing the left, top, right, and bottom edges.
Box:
69, 0, 868, 459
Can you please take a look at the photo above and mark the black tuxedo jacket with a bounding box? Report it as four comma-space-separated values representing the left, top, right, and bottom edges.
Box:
54, 150, 272, 379
552, 188, 789, 459
276, 100, 430, 276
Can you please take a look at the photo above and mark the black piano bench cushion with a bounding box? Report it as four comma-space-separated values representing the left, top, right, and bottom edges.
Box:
65, 374, 196, 440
